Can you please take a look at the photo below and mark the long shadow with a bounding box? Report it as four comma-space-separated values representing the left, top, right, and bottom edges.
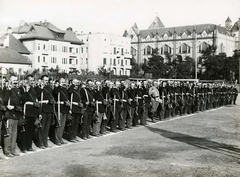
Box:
146, 126, 240, 159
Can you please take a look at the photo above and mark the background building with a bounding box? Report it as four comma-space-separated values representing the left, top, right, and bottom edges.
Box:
124, 16, 240, 64
0, 27, 32, 75
11, 21, 83, 73
77, 33, 132, 76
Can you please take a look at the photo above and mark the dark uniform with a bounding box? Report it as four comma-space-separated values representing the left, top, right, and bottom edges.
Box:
20, 86, 39, 152
35, 85, 54, 148
68, 84, 84, 141
4, 87, 23, 156
80, 86, 95, 139
53, 85, 70, 145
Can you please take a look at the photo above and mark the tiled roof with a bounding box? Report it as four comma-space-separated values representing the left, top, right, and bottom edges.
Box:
140, 24, 228, 38
15, 21, 83, 44
0, 48, 31, 65
0, 34, 31, 54
12, 22, 31, 34
148, 16, 165, 29
231, 19, 240, 32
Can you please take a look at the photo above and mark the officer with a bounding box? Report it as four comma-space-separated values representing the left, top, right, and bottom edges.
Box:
149, 80, 160, 122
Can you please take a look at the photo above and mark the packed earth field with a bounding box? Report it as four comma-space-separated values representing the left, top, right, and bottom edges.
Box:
0, 95, 239, 177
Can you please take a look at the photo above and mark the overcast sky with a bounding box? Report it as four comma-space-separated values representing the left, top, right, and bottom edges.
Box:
0, 0, 240, 36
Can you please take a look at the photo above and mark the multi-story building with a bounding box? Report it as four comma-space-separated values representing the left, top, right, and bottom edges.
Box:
12, 20, 83, 73
123, 16, 240, 64
77, 33, 132, 76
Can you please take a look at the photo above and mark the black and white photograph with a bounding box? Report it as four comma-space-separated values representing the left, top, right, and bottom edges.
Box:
0, 0, 240, 176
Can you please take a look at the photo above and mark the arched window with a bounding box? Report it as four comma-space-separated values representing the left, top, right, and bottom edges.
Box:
160, 45, 171, 54
199, 42, 209, 52
179, 43, 191, 53
144, 46, 152, 55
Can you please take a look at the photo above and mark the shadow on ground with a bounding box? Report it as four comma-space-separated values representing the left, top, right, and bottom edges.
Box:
146, 126, 240, 160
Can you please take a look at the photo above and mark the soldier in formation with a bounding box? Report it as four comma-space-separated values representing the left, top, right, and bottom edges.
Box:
0, 74, 238, 159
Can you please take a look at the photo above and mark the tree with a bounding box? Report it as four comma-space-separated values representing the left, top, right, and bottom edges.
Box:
130, 58, 142, 77
141, 48, 169, 78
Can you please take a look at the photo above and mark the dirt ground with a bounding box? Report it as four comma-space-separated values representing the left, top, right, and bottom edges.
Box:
0, 96, 239, 177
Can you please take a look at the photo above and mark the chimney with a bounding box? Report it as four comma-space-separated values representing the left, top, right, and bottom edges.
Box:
19, 20, 25, 27
66, 27, 72, 31
7, 27, 12, 34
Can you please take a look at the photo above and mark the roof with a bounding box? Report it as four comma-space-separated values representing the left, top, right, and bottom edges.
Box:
12, 22, 31, 34
13, 21, 83, 45
0, 48, 32, 65
231, 19, 240, 32
148, 16, 165, 29
0, 34, 31, 54
139, 24, 229, 38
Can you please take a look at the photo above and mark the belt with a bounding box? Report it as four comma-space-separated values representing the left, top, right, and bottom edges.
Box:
57, 101, 64, 104
72, 102, 79, 106
25, 101, 34, 105
39, 100, 49, 104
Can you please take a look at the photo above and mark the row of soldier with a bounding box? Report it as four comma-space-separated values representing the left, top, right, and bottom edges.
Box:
0, 75, 238, 158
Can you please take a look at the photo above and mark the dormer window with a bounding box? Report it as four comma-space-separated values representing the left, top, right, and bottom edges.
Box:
163, 34, 168, 40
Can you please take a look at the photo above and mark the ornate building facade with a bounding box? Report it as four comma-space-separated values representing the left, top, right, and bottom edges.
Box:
123, 16, 240, 64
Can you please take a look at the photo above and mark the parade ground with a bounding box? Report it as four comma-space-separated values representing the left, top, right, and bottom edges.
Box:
0, 96, 239, 177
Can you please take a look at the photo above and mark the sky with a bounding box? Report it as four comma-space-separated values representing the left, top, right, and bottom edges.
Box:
0, 0, 240, 36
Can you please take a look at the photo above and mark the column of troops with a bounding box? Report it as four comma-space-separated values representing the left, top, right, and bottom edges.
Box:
0, 74, 238, 158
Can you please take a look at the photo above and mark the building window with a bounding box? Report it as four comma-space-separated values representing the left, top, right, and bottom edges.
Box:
76, 59, 78, 65
51, 45, 57, 51
121, 48, 124, 55
144, 46, 152, 55
81, 48, 83, 53
160, 45, 171, 54
43, 56, 45, 63
43, 44, 46, 50
62, 46, 68, 52
198, 42, 209, 52
86, 58, 88, 64
118, 59, 120, 65
69, 59, 73, 64
51, 57, 57, 63
179, 43, 190, 53
110, 58, 112, 65
103, 58, 106, 65
125, 60, 127, 65
62, 58, 67, 64
76, 48, 78, 54
38, 56, 40, 62
38, 44, 40, 50
113, 59, 116, 66
131, 47, 136, 56
114, 47, 116, 54
121, 60, 123, 66
81, 58, 83, 64
86, 47, 88, 53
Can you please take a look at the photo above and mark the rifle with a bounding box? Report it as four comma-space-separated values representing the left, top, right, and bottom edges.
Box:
135, 93, 139, 116
53, 92, 61, 128
2, 119, 9, 137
